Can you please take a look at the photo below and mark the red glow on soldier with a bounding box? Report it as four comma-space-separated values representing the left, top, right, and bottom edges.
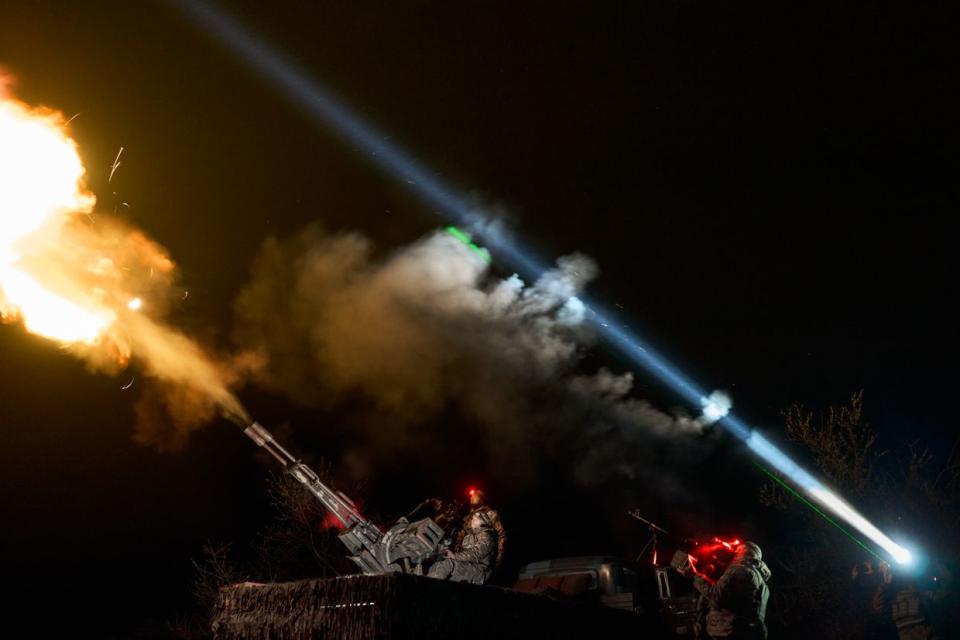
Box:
685, 536, 743, 583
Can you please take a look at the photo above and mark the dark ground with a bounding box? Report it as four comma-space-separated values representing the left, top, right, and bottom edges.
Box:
0, 1, 955, 634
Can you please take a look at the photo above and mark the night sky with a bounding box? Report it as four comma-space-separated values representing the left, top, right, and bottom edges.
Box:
0, 1, 955, 634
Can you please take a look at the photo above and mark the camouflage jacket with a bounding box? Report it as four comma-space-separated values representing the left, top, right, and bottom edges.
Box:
455, 506, 507, 568
693, 558, 771, 638
451, 527, 496, 570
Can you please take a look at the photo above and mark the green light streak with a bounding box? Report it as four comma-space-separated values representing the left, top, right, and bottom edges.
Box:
445, 226, 491, 263
754, 462, 884, 562
445, 225, 471, 244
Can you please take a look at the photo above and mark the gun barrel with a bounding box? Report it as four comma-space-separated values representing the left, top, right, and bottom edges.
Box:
627, 510, 670, 534
239, 420, 442, 575
244, 422, 297, 466
242, 422, 372, 530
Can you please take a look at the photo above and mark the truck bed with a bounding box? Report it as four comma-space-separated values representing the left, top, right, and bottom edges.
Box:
212, 573, 648, 639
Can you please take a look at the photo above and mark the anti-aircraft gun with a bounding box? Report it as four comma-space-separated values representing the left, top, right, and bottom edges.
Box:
242, 422, 445, 575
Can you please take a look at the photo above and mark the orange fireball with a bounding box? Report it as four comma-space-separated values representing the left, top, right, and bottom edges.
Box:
0, 94, 113, 344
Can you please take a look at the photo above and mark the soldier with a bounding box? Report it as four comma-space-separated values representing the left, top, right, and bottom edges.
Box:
852, 560, 897, 639
427, 509, 498, 584
459, 488, 507, 570
872, 561, 949, 640
680, 541, 771, 639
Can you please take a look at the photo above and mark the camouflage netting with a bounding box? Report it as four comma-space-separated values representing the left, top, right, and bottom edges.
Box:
212, 573, 645, 639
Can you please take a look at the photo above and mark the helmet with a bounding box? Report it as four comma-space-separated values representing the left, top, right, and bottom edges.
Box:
734, 541, 762, 563
468, 487, 486, 507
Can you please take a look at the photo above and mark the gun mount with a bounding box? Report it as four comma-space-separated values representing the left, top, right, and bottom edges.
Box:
627, 510, 670, 566
242, 422, 445, 575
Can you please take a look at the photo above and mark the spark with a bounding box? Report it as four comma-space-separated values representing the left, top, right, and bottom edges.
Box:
127, 297, 143, 311
108, 146, 124, 182
170, 0, 915, 564
122, 378, 135, 390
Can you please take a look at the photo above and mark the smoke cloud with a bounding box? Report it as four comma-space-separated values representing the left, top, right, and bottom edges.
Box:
234, 226, 721, 487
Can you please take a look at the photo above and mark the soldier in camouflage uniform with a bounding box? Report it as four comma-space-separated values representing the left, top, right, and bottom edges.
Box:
872, 562, 946, 640
690, 541, 771, 639
458, 489, 507, 570
427, 509, 498, 584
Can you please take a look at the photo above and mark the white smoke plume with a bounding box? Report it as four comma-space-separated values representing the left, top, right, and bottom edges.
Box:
234, 225, 722, 485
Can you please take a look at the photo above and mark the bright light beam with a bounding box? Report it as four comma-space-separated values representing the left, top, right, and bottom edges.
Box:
168, 0, 914, 565
753, 462, 884, 562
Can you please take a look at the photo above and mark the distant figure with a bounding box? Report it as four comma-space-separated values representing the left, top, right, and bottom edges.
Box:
873, 561, 949, 640
427, 509, 497, 584
852, 560, 896, 639
686, 541, 771, 639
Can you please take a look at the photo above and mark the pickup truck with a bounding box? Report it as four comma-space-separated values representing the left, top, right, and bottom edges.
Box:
513, 556, 701, 637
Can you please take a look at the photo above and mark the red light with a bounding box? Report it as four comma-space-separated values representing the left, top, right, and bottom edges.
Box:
320, 512, 346, 531
711, 536, 742, 551
467, 487, 477, 496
